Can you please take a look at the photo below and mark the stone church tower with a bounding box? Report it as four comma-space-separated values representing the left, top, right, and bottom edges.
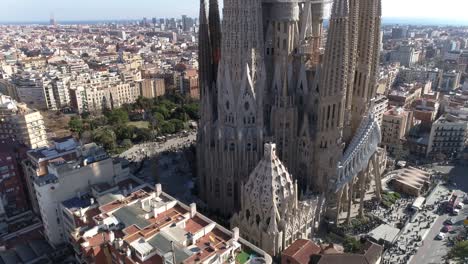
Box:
231, 143, 321, 257
197, 0, 384, 223
197, 0, 266, 216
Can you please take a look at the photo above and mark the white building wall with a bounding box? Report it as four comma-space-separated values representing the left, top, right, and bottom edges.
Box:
34, 158, 117, 245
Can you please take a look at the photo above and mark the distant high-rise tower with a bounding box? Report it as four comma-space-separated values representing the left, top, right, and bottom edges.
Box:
49, 13, 56, 26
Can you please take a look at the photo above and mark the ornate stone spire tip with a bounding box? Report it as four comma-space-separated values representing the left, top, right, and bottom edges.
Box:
264, 143, 277, 159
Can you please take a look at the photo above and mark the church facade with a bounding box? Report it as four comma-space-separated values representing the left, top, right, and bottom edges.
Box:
197, 0, 384, 225
230, 143, 322, 257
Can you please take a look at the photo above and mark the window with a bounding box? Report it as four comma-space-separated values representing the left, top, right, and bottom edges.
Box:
215, 179, 220, 198
227, 182, 233, 197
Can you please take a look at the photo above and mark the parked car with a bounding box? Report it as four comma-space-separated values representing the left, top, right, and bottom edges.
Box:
456, 203, 464, 209
463, 196, 468, 204
441, 225, 452, 233
445, 218, 455, 225
453, 208, 461, 216
436, 232, 446, 240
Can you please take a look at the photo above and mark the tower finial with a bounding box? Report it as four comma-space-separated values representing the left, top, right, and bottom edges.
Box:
331, 0, 350, 17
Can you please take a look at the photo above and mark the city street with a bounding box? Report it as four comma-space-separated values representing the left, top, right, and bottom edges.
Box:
119, 131, 198, 203
119, 131, 196, 162
409, 165, 468, 264
382, 185, 443, 263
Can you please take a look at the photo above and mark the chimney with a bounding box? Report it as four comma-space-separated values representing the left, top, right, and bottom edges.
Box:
155, 184, 162, 197
153, 207, 158, 218
90, 197, 95, 205
232, 227, 239, 242
190, 203, 197, 217
114, 238, 123, 250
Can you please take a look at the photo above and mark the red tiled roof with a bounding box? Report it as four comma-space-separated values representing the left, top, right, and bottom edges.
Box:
184, 216, 208, 234
283, 239, 321, 264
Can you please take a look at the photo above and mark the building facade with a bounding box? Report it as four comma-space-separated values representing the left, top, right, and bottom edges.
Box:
231, 143, 322, 257
0, 141, 29, 219
427, 114, 468, 159
381, 107, 413, 154
197, 0, 384, 222
0, 94, 48, 149
33, 143, 129, 245
22, 137, 80, 213
70, 82, 140, 114
69, 183, 272, 264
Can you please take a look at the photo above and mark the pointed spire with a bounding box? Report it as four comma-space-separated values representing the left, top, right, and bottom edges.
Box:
209, 0, 221, 69
267, 205, 279, 234
199, 0, 208, 25
198, 0, 213, 120
332, 0, 350, 18
300, 0, 313, 41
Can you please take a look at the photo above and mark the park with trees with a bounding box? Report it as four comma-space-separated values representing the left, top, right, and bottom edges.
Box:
68, 94, 199, 154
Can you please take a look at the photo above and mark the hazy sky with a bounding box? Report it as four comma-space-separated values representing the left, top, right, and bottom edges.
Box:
1, 0, 467, 22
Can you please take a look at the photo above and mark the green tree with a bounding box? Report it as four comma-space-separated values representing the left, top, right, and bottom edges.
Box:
152, 105, 170, 119
120, 139, 133, 149
183, 103, 200, 120
115, 125, 135, 141
343, 236, 362, 253
134, 128, 152, 142
153, 112, 165, 124
106, 109, 129, 125
80, 130, 93, 144
449, 240, 468, 260
68, 117, 83, 133
171, 108, 189, 122
169, 119, 186, 132
135, 96, 153, 110
81, 112, 91, 119
160, 99, 177, 111
121, 103, 134, 113
160, 121, 176, 135
93, 128, 117, 151
90, 116, 108, 129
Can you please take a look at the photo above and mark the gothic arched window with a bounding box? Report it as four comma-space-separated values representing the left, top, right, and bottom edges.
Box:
215, 179, 220, 198
227, 182, 233, 197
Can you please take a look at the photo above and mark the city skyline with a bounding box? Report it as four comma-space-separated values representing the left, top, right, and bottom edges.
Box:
1, 0, 468, 24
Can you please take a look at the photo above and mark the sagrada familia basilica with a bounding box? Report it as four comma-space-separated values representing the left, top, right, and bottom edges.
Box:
197, 0, 386, 256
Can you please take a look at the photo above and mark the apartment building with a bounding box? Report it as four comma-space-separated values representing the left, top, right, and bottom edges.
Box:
70, 82, 140, 113
388, 84, 423, 108
439, 70, 461, 92
381, 107, 414, 154
33, 143, 130, 245
139, 78, 166, 99
373, 95, 389, 127
390, 45, 420, 67
0, 94, 48, 149
22, 136, 79, 213
0, 141, 29, 219
68, 183, 272, 264
427, 114, 468, 158
397, 67, 442, 89
13, 71, 57, 110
